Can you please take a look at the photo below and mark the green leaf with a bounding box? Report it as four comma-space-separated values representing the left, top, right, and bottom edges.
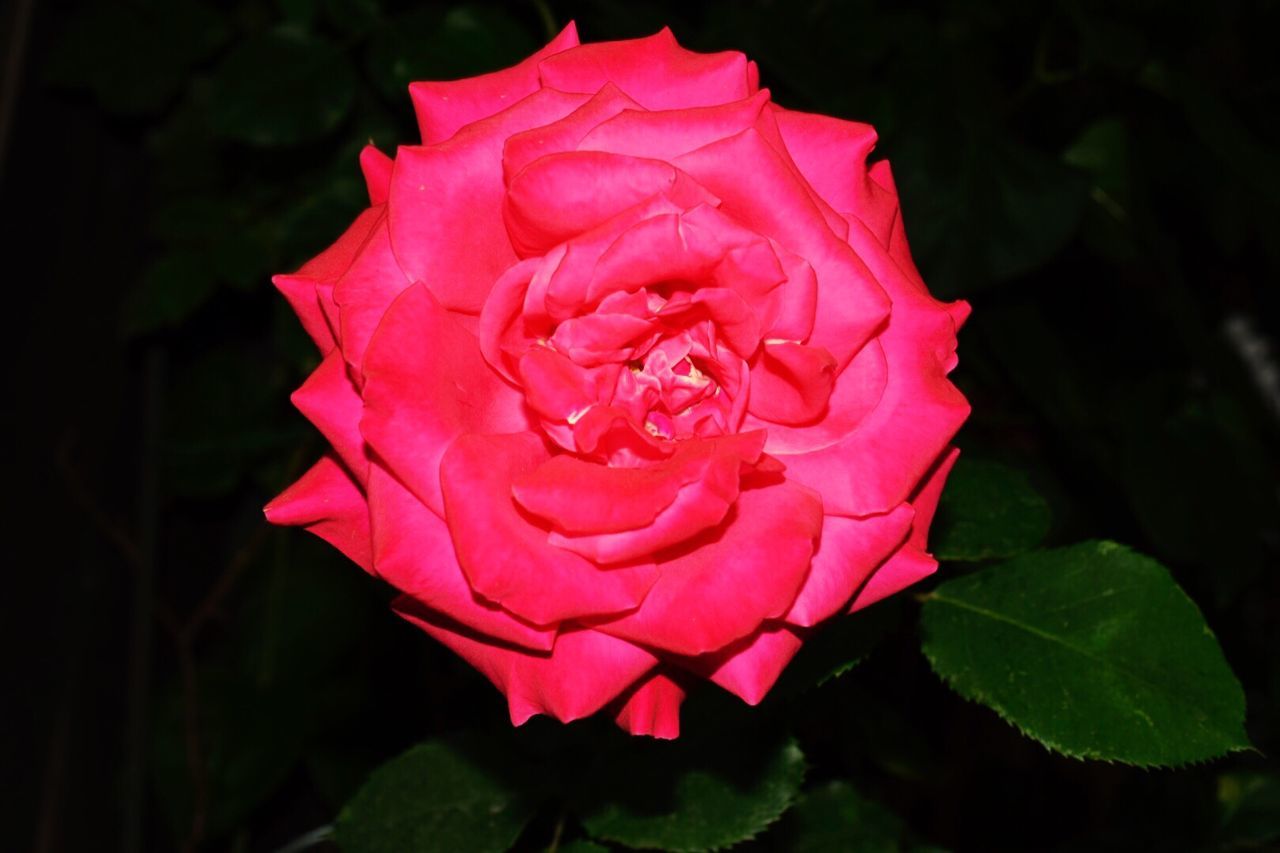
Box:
930, 458, 1051, 562
209, 31, 356, 147
335, 733, 538, 853
921, 541, 1249, 766
577, 729, 805, 851
365, 4, 537, 101
772, 781, 904, 853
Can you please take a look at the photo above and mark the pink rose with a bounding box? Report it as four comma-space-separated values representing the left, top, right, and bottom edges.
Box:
266, 25, 969, 738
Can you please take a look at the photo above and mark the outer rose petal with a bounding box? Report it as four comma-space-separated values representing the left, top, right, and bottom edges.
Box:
409, 23, 580, 145
690, 623, 804, 705
359, 144, 393, 205
440, 433, 659, 625
538, 28, 756, 111
361, 283, 528, 516
368, 464, 554, 651
389, 87, 590, 314
774, 217, 968, 517
771, 107, 898, 243
850, 446, 959, 611
332, 216, 411, 376
291, 349, 368, 483
265, 455, 373, 572
596, 480, 823, 656
783, 504, 914, 626
613, 671, 686, 739
273, 205, 384, 352
397, 609, 658, 727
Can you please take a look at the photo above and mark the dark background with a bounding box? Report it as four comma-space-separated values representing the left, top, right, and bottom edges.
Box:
3, 1, 1278, 851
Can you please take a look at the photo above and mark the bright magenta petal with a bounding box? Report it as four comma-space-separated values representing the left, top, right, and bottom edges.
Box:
613, 670, 685, 739
440, 433, 659, 625
773, 217, 968, 517
577, 89, 772, 162
674, 129, 890, 369
290, 349, 368, 483
368, 464, 554, 651
361, 283, 528, 515
538, 28, 755, 110
409, 23, 580, 144
691, 623, 804, 705
359, 144, 393, 205
772, 107, 899, 242
597, 480, 822, 655
273, 205, 384, 352
850, 446, 959, 611
332, 216, 411, 376
784, 505, 914, 627
747, 342, 838, 426
389, 87, 590, 314
502, 83, 640, 184
504, 150, 714, 257
265, 455, 373, 572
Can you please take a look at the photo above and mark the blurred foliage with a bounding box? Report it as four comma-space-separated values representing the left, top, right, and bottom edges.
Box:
9, 0, 1280, 851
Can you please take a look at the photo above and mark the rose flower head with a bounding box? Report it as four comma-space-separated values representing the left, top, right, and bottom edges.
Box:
266, 24, 969, 738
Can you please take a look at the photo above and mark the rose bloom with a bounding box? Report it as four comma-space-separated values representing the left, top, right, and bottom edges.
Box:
266, 25, 968, 737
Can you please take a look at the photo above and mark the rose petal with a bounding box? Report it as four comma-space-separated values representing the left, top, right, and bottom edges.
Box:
440, 432, 659, 625
596, 480, 822, 655
265, 455, 373, 572
291, 349, 368, 483
747, 341, 838, 426
690, 623, 804, 705
359, 144, 393, 205
773, 216, 968, 517
517, 346, 621, 431
674, 128, 890, 369
503, 150, 716, 258
409, 22, 580, 144
332, 216, 411, 377
613, 670, 685, 739
361, 283, 528, 516
514, 431, 764, 537
771, 107, 899, 242
783, 505, 914, 626
538, 28, 755, 110
390, 87, 590, 314
502, 83, 641, 184
746, 337, 887, 455
397, 611, 658, 726
368, 464, 554, 650
274, 205, 384, 352
577, 89, 772, 162
850, 446, 959, 611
